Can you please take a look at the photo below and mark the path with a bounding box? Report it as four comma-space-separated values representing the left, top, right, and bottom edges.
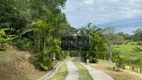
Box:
80, 62, 114, 80
65, 60, 79, 80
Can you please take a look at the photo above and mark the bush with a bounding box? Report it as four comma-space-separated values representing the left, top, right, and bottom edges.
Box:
129, 42, 137, 45
39, 57, 52, 71
115, 55, 126, 69
31, 53, 53, 71
56, 52, 62, 60
93, 58, 99, 63
62, 51, 69, 58
123, 40, 129, 45
0, 44, 7, 51
89, 56, 98, 63
69, 51, 77, 57
0, 28, 14, 51
137, 41, 142, 46
17, 38, 33, 50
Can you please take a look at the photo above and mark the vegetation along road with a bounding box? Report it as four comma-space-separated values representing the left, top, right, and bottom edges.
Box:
48, 58, 114, 80
0, 0, 142, 80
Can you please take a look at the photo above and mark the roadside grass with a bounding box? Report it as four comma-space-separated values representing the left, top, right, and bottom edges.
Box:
90, 61, 142, 80
48, 60, 68, 80
72, 59, 93, 80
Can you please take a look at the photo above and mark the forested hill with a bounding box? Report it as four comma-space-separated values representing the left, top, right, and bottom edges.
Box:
0, 0, 75, 79
0, 0, 74, 64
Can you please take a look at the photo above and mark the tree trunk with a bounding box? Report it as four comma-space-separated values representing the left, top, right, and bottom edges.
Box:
34, 33, 37, 52
43, 34, 48, 54
38, 35, 41, 52
140, 68, 142, 73
53, 52, 56, 60
43, 40, 46, 54
108, 44, 113, 63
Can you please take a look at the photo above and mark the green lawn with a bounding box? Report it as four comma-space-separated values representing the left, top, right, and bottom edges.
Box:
113, 45, 142, 53
113, 45, 142, 58
48, 60, 68, 80
72, 59, 93, 80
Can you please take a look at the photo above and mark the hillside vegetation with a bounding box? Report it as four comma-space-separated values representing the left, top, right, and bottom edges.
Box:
112, 44, 142, 73
0, 47, 46, 80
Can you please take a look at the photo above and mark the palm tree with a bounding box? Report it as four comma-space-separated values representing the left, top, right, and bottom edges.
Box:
79, 23, 108, 61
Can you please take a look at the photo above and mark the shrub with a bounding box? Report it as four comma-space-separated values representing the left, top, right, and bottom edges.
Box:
62, 51, 69, 58
93, 58, 99, 63
17, 38, 33, 50
39, 57, 52, 71
69, 51, 76, 57
89, 56, 98, 63
31, 53, 53, 71
0, 44, 6, 51
123, 40, 129, 45
56, 52, 62, 60
0, 28, 15, 51
129, 42, 137, 45
89, 56, 93, 63
137, 41, 142, 46
115, 55, 126, 69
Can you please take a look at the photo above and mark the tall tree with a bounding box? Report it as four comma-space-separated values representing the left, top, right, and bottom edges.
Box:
79, 23, 108, 62
103, 27, 116, 62
0, 0, 70, 70
132, 28, 142, 41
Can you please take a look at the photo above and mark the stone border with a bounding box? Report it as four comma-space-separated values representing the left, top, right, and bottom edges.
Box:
39, 60, 63, 80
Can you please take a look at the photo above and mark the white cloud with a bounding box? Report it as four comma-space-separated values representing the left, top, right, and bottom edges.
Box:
84, 0, 94, 5
89, 7, 93, 11
63, 0, 142, 32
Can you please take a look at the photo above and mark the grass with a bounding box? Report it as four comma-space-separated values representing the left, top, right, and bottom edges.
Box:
72, 59, 93, 80
0, 47, 28, 80
0, 48, 24, 63
113, 45, 142, 60
48, 60, 68, 80
0, 46, 47, 80
113, 45, 142, 52
90, 61, 142, 80
113, 45, 142, 53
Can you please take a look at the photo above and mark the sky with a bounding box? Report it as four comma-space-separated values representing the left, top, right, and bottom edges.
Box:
62, 0, 142, 34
